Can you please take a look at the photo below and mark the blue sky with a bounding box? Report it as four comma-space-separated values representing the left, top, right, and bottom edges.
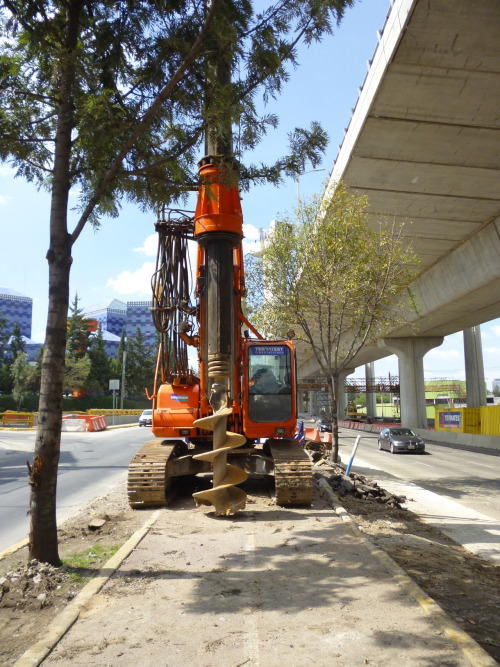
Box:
1, 0, 499, 390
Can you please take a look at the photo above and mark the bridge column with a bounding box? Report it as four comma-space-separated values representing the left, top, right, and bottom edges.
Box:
337, 368, 355, 420
379, 337, 443, 428
365, 362, 377, 418
464, 326, 487, 407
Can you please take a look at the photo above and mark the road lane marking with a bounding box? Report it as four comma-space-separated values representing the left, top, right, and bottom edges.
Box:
408, 460, 434, 467
458, 460, 497, 469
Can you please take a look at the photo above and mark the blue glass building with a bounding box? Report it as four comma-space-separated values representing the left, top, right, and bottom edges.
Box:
0, 288, 33, 338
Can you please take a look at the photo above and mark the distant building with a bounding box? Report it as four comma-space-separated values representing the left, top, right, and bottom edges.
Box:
1, 288, 157, 361
126, 301, 156, 348
85, 299, 127, 338
84, 298, 156, 357
0, 287, 33, 338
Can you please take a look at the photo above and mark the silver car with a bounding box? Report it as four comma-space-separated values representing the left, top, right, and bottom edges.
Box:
377, 427, 425, 454
138, 409, 153, 427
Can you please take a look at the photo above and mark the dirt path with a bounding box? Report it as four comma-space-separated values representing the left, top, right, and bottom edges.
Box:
2, 469, 499, 666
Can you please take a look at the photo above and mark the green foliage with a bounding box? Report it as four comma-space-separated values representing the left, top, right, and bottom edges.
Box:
125, 327, 156, 399
0, 0, 354, 216
247, 183, 420, 373
111, 328, 127, 379
67, 295, 93, 359
63, 544, 121, 584
10, 351, 35, 411
88, 324, 111, 393
0, 308, 8, 357
63, 355, 91, 394
9, 322, 25, 361
245, 182, 420, 460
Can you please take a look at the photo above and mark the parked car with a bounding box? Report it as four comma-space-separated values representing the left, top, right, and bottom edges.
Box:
377, 427, 425, 454
317, 417, 332, 433
138, 409, 153, 427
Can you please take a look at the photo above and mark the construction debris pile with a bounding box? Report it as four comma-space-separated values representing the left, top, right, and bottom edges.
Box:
0, 560, 74, 610
304, 440, 329, 463
316, 467, 408, 509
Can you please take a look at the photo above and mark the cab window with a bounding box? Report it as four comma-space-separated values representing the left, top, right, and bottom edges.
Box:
247, 345, 292, 422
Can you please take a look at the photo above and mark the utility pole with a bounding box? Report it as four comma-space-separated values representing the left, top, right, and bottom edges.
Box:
120, 351, 126, 409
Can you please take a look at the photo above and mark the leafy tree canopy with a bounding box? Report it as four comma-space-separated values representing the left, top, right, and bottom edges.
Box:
1, 0, 353, 228
245, 182, 420, 460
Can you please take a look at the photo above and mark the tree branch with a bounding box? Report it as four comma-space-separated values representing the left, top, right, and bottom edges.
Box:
69, 0, 221, 245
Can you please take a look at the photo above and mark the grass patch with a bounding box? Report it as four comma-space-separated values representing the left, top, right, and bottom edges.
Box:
63, 544, 121, 584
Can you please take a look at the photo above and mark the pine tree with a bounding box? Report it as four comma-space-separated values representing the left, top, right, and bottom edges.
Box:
9, 322, 26, 361
11, 352, 31, 411
67, 295, 93, 359
88, 324, 111, 394
0, 0, 354, 565
126, 328, 155, 399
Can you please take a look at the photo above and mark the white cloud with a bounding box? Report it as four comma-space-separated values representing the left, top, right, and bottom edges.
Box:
491, 326, 500, 338
107, 261, 155, 295
0, 194, 8, 205
133, 234, 157, 257
243, 223, 260, 241
484, 346, 500, 356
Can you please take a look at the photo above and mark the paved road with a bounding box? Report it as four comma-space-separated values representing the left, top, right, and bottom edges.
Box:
336, 427, 500, 521
2, 425, 499, 553
0, 427, 151, 552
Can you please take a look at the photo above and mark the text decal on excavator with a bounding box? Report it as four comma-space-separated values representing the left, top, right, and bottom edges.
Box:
171, 395, 189, 402
250, 346, 287, 356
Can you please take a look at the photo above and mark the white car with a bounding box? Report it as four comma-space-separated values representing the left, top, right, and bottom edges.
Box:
138, 409, 153, 427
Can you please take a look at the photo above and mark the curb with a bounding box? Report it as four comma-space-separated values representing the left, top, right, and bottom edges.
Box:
0, 538, 29, 561
315, 476, 499, 667
13, 510, 160, 667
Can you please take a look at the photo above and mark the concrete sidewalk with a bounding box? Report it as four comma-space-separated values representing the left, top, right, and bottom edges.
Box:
16, 491, 496, 667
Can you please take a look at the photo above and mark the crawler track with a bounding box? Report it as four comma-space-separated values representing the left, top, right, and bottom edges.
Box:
127, 440, 183, 508
268, 439, 313, 506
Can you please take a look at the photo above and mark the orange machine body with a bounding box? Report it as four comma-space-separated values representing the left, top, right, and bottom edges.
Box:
150, 160, 297, 445
152, 382, 200, 438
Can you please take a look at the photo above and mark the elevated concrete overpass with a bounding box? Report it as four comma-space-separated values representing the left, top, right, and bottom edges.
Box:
297, 0, 500, 427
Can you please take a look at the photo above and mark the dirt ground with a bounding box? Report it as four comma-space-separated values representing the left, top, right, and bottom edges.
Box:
1, 464, 499, 666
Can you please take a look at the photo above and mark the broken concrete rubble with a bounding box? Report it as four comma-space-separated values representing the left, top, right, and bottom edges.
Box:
316, 467, 407, 509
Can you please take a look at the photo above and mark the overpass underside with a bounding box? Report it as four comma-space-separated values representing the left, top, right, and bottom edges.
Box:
297, 0, 500, 427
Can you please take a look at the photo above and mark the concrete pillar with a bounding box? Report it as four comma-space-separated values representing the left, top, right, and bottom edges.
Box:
463, 326, 487, 407
379, 337, 443, 428
337, 368, 355, 420
310, 389, 318, 417
365, 362, 377, 418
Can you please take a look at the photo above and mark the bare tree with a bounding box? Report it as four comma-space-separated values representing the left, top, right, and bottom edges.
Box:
245, 183, 420, 462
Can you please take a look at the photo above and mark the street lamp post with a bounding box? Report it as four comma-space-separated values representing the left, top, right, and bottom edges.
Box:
295, 168, 325, 205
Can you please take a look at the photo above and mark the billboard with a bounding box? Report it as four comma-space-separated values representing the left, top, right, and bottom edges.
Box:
438, 411, 462, 429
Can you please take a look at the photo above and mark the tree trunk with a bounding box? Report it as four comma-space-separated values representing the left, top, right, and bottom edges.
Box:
28, 0, 81, 566
329, 376, 340, 464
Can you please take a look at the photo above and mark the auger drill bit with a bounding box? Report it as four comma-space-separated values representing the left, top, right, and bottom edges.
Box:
192, 407, 247, 516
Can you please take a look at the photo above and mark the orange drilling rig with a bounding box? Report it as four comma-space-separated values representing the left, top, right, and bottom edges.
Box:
127, 46, 312, 515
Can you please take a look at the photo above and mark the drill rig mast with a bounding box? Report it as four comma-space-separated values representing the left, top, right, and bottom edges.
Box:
127, 18, 312, 515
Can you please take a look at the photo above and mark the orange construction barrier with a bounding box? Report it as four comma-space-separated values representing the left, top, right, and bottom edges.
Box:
61, 414, 106, 432
305, 427, 320, 442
